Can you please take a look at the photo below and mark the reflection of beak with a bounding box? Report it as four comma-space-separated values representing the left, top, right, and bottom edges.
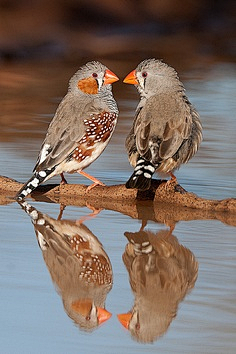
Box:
123, 70, 138, 85
97, 307, 112, 325
117, 312, 132, 329
104, 69, 119, 85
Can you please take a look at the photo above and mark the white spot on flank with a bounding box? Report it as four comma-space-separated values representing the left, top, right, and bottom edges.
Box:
144, 172, 152, 178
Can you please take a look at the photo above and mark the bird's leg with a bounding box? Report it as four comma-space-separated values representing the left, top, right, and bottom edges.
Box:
57, 204, 66, 220
164, 171, 178, 191
77, 170, 105, 192
60, 173, 68, 185
76, 202, 103, 224
169, 171, 177, 182
139, 219, 147, 231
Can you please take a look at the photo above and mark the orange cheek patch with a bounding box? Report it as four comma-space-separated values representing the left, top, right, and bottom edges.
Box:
78, 77, 98, 94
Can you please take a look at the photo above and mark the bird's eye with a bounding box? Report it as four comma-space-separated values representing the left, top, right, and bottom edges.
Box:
86, 315, 91, 321
92, 73, 98, 78
142, 72, 148, 78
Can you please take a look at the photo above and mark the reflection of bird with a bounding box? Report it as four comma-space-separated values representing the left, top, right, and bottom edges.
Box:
117, 228, 198, 343
16, 61, 119, 200
19, 201, 113, 331
124, 59, 202, 191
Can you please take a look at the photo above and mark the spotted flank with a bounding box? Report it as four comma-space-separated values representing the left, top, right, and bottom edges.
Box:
125, 158, 156, 191
68, 111, 117, 162
15, 167, 55, 201
70, 235, 112, 285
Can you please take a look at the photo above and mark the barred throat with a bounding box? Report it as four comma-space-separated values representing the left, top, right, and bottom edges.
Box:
126, 157, 156, 191
99, 87, 119, 115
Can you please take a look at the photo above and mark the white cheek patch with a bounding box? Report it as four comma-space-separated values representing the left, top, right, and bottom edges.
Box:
140, 80, 145, 90
97, 77, 103, 90
39, 144, 51, 164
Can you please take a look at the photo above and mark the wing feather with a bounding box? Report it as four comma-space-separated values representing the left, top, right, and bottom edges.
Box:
34, 94, 105, 172
134, 93, 193, 163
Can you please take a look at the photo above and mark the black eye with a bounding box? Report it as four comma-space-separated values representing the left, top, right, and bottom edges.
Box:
142, 72, 148, 78
92, 73, 98, 78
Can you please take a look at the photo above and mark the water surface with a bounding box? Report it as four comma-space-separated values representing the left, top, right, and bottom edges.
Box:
0, 60, 236, 354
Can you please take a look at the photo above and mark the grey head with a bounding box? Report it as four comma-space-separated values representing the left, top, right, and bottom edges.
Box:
68, 61, 119, 97
132, 59, 184, 98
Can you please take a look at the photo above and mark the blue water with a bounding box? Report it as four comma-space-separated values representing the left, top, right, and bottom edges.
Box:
0, 61, 236, 354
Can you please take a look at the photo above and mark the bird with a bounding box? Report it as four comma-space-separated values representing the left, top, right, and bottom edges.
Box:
117, 228, 198, 343
15, 61, 119, 200
123, 59, 202, 191
18, 200, 113, 331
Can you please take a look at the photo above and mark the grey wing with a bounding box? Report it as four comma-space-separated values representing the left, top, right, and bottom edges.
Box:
134, 94, 193, 163
34, 95, 95, 172
125, 107, 143, 167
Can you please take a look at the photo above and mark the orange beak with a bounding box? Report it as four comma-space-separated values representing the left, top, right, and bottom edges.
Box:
104, 69, 119, 85
117, 312, 132, 329
123, 70, 138, 85
97, 307, 112, 325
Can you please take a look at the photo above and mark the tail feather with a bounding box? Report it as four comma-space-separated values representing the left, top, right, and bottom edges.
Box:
15, 168, 54, 200
126, 158, 156, 191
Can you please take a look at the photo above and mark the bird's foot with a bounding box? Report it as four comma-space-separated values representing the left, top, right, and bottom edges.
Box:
86, 181, 105, 193
164, 172, 178, 191
76, 202, 103, 224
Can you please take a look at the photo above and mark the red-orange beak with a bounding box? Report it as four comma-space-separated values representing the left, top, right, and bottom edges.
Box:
104, 69, 119, 85
123, 70, 138, 85
117, 312, 132, 329
97, 307, 112, 325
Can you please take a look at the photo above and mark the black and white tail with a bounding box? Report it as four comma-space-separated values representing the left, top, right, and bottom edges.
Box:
125, 158, 156, 191
15, 168, 54, 201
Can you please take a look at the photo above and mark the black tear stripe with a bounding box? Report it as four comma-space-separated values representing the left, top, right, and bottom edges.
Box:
126, 158, 156, 191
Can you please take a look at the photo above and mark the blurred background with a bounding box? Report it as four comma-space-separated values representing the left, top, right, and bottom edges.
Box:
0, 0, 235, 144
0, 0, 235, 64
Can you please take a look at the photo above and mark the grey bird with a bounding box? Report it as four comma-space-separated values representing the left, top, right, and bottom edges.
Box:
18, 201, 113, 331
117, 228, 198, 343
15, 61, 119, 200
123, 59, 202, 191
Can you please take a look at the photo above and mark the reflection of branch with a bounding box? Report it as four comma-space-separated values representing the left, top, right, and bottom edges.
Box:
1, 175, 236, 227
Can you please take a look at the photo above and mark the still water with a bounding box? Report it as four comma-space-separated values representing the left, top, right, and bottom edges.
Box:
0, 60, 236, 353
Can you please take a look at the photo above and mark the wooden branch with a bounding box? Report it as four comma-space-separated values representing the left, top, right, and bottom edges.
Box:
0, 175, 236, 227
